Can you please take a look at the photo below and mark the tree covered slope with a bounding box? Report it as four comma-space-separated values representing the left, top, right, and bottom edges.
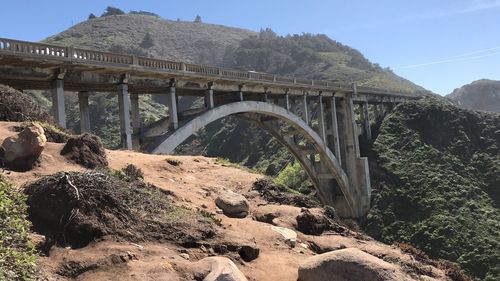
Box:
364, 98, 500, 281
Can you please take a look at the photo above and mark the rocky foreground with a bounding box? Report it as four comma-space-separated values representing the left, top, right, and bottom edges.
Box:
0, 121, 466, 280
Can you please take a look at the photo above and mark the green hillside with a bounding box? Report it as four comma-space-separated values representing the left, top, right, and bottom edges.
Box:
364, 98, 500, 280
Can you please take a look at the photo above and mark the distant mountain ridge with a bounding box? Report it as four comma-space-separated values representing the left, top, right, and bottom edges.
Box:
446, 79, 500, 113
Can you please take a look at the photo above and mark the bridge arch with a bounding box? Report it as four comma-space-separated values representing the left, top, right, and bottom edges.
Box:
149, 101, 357, 216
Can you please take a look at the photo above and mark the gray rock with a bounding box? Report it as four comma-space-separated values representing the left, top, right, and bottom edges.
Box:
298, 248, 409, 281
271, 226, 297, 247
238, 244, 260, 262
198, 257, 248, 281
215, 190, 250, 218
0, 123, 46, 171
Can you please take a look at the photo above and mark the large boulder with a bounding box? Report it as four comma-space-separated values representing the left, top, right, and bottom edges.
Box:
215, 190, 250, 218
296, 208, 330, 235
196, 257, 248, 281
0, 123, 46, 171
298, 248, 409, 281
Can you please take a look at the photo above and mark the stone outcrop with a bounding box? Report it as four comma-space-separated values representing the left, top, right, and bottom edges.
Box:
0, 123, 46, 171
298, 248, 408, 281
296, 208, 331, 235
271, 226, 297, 247
197, 257, 248, 281
215, 190, 250, 218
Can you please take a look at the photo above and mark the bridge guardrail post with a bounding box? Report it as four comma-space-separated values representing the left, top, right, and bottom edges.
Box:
66, 47, 74, 60
132, 56, 139, 66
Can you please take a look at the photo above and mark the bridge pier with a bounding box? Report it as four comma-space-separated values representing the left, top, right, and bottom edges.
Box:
166, 85, 179, 130
284, 92, 290, 111
302, 93, 309, 124
205, 84, 214, 109
237, 89, 244, 101
130, 93, 141, 148
118, 84, 133, 150
317, 94, 327, 146
78, 91, 90, 133
326, 96, 342, 166
336, 90, 371, 217
361, 101, 372, 141
51, 79, 66, 128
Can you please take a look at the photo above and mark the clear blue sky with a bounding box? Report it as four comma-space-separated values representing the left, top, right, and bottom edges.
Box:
0, 0, 499, 95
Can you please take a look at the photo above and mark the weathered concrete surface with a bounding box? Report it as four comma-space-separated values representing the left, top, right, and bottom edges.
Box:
149, 101, 363, 217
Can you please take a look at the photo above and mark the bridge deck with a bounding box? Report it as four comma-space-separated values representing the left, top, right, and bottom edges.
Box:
0, 37, 420, 101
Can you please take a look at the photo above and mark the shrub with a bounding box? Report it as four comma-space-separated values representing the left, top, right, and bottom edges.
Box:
0, 174, 36, 280
166, 158, 182, 166
101, 6, 125, 17
0, 84, 52, 123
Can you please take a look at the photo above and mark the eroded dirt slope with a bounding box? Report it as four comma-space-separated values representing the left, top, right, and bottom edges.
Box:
0, 121, 456, 281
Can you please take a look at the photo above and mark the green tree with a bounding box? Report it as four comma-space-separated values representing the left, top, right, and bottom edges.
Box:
101, 6, 125, 17
140, 32, 155, 49
194, 15, 202, 23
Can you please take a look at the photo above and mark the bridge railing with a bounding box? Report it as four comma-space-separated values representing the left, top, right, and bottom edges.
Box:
0, 38, 67, 57
72, 48, 133, 65
0, 37, 418, 97
137, 57, 182, 71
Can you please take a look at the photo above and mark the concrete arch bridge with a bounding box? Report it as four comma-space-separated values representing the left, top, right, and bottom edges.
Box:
0, 37, 420, 217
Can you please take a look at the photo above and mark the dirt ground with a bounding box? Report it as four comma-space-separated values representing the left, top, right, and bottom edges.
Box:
0, 121, 452, 281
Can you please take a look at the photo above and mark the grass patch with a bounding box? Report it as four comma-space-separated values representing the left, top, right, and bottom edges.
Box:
0, 174, 36, 280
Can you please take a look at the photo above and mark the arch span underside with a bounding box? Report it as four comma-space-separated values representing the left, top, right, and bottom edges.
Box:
149, 101, 357, 216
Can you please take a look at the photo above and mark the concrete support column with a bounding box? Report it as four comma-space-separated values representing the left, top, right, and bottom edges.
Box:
130, 93, 141, 148
284, 92, 290, 111
361, 101, 372, 141
329, 96, 342, 166
303, 92, 309, 124
78, 91, 90, 133
263, 91, 269, 103
317, 94, 327, 146
51, 79, 66, 128
205, 86, 214, 109
337, 90, 371, 218
167, 86, 178, 129
118, 84, 133, 150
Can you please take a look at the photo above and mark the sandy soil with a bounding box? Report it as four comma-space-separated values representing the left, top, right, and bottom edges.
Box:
0, 121, 450, 281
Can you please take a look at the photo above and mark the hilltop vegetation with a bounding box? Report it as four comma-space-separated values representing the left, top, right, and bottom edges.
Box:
364, 98, 500, 280
446, 79, 500, 113
222, 28, 422, 92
